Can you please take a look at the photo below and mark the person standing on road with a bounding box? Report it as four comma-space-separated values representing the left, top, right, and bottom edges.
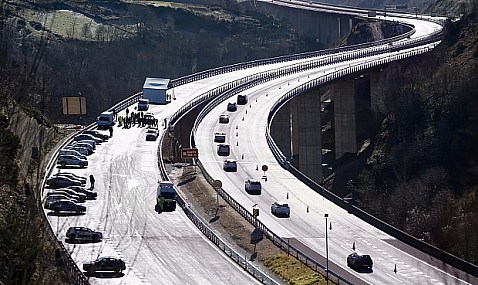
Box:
109, 126, 113, 138
90, 174, 95, 189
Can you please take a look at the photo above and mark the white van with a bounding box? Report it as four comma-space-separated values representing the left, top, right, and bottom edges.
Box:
96, 111, 115, 130
138, 99, 150, 111
59, 149, 87, 160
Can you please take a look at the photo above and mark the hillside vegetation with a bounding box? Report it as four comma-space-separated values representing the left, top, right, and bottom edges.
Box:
355, 10, 478, 264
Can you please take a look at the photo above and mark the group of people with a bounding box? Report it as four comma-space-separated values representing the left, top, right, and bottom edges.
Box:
118, 108, 159, 129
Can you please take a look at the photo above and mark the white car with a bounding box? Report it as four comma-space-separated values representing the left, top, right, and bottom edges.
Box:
223, 159, 237, 172
64, 145, 90, 156
57, 154, 88, 168
271, 202, 290, 217
214, 132, 226, 143
145, 127, 159, 141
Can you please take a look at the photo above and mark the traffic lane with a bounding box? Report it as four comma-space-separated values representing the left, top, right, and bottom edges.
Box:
194, 60, 474, 280
47, 107, 262, 284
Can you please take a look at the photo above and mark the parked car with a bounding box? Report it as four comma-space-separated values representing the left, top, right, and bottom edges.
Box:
214, 132, 226, 143
217, 144, 230, 156
44, 196, 76, 209
227, 102, 237, 112
145, 127, 159, 141
69, 142, 94, 153
48, 189, 86, 202
245, 179, 261, 193
65, 185, 97, 200
219, 114, 229, 124
347, 252, 373, 270
83, 257, 126, 275
237, 94, 248, 105
82, 130, 109, 141
271, 201, 290, 217
57, 154, 88, 168
46, 176, 83, 189
64, 145, 90, 156
58, 149, 87, 160
73, 134, 102, 145
52, 172, 87, 184
223, 159, 237, 172
66, 227, 103, 242
49, 200, 86, 214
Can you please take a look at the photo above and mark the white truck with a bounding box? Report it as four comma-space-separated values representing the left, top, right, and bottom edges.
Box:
96, 111, 115, 130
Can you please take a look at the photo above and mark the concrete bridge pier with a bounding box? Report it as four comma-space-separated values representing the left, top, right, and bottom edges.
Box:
270, 103, 292, 160
290, 90, 323, 183
370, 69, 386, 119
332, 79, 357, 160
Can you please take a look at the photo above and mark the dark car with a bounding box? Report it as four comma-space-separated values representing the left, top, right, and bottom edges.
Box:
237, 94, 248, 105
347, 252, 373, 270
66, 185, 97, 200
219, 114, 229, 124
83, 257, 126, 275
83, 130, 109, 141
66, 227, 103, 242
50, 200, 86, 214
46, 176, 83, 189
227, 102, 237, 112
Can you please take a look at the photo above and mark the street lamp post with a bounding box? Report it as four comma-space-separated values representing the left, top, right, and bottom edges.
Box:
325, 213, 329, 284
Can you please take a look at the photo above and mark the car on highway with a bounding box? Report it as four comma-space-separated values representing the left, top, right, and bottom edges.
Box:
271, 201, 290, 217
227, 102, 237, 112
83, 257, 126, 275
52, 172, 87, 184
223, 159, 237, 172
145, 127, 159, 141
57, 154, 88, 168
46, 176, 83, 189
219, 114, 229, 124
82, 130, 109, 141
217, 144, 230, 156
245, 179, 261, 193
49, 200, 86, 214
237, 94, 248, 105
66, 227, 103, 242
214, 132, 226, 143
347, 252, 373, 270
65, 185, 97, 200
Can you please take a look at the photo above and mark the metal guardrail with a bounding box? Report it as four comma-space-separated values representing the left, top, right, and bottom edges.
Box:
39, 6, 447, 285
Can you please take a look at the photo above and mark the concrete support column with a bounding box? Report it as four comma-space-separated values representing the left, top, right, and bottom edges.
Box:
370, 70, 386, 117
270, 102, 292, 160
290, 91, 323, 183
333, 80, 357, 159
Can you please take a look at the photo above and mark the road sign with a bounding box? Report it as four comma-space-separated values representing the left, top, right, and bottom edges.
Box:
181, 148, 198, 158
212, 180, 222, 189
253, 208, 259, 217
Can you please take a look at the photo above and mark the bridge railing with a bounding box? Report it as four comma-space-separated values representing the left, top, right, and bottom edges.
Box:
265, 43, 478, 278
